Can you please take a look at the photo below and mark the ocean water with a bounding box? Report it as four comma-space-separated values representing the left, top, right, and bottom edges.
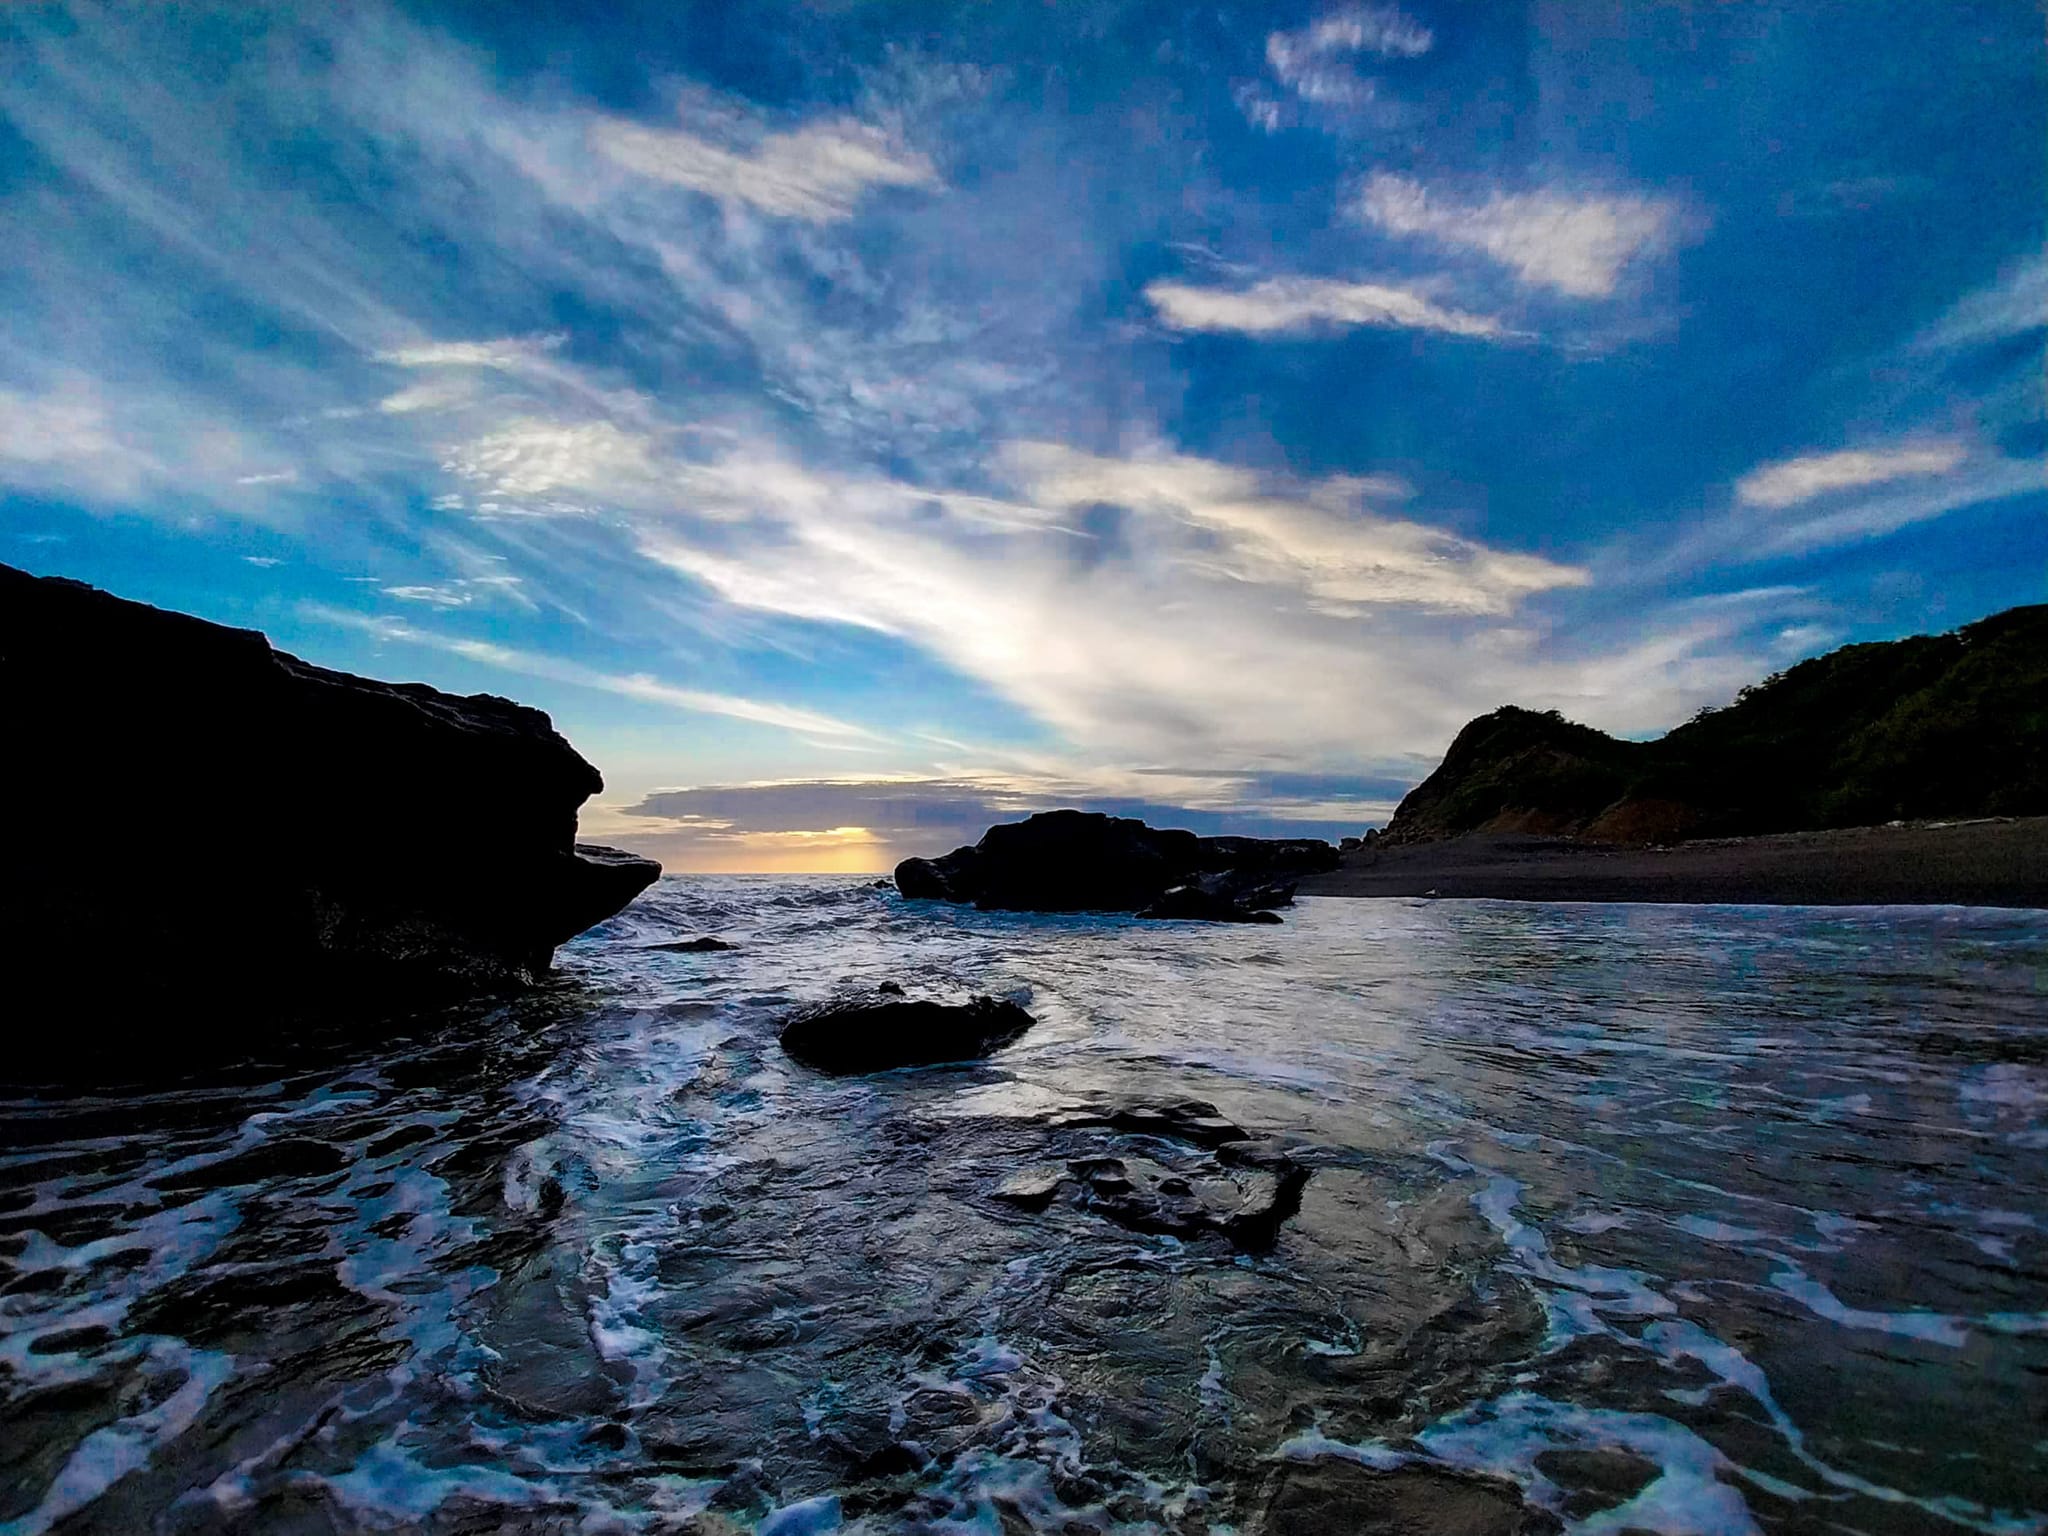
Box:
2, 879, 2045, 1534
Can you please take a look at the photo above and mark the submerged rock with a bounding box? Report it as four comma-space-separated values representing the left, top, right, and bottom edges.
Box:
779, 995, 1036, 1075
0, 561, 658, 1018
651, 937, 737, 953
1261, 1459, 1561, 1534
893, 809, 1336, 920
996, 1098, 1313, 1252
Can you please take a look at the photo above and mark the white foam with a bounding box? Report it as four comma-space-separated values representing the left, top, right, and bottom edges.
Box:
0, 1340, 235, 1536
1418, 1390, 1764, 1536
1767, 1263, 1969, 1347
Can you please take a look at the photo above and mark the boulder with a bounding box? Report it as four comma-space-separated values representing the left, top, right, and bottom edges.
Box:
893, 810, 1335, 919
778, 994, 1035, 1075
0, 562, 659, 1017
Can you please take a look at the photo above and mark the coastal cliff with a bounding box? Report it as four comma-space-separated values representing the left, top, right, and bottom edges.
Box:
0, 563, 659, 1010
1384, 603, 2048, 845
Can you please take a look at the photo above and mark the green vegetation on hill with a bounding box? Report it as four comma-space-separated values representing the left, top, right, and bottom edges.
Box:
1385, 603, 2048, 844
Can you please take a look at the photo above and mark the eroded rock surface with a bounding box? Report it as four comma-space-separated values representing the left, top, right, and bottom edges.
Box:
990, 1099, 1313, 1252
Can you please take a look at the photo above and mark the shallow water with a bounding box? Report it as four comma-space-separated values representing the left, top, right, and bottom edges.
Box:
2, 881, 2045, 1534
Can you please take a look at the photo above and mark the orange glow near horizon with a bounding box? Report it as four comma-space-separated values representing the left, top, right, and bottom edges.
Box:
604, 823, 899, 876
651, 843, 896, 875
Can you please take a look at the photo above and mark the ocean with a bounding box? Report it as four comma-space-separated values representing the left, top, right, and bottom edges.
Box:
2, 880, 2044, 1534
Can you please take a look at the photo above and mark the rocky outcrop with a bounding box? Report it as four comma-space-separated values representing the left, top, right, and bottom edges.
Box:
1382, 603, 2048, 846
991, 1098, 1312, 1252
0, 562, 659, 1011
779, 993, 1035, 1074
894, 810, 1336, 920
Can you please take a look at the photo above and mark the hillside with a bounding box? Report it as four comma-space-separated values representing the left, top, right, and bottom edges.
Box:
1383, 603, 2048, 844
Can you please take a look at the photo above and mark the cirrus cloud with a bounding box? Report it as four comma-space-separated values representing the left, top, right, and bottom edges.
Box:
1357, 173, 1686, 298
590, 115, 938, 223
1145, 276, 1507, 339
1735, 442, 1968, 509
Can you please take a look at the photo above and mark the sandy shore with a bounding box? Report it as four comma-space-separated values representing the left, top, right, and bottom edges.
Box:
1300, 816, 2048, 909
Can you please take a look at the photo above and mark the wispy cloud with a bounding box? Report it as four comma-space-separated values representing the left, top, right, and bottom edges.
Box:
1746, 457, 2042, 556
306, 606, 878, 740
1356, 173, 1685, 298
1145, 276, 1506, 339
1735, 442, 1968, 509
590, 115, 938, 222
380, 335, 567, 371
1265, 6, 1432, 107
1005, 442, 1582, 614
0, 376, 295, 509
1910, 253, 2047, 355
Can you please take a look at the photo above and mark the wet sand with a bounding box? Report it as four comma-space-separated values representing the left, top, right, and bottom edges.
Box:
1301, 816, 2048, 908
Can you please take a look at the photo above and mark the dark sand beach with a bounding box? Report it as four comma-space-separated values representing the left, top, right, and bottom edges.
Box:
1302, 816, 2048, 908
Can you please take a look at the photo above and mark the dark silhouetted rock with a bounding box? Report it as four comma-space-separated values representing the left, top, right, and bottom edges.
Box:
1137, 879, 1285, 924
0, 562, 659, 1019
893, 809, 1335, 920
650, 937, 736, 953
1263, 1459, 1561, 1534
779, 994, 1035, 1075
875, 980, 905, 996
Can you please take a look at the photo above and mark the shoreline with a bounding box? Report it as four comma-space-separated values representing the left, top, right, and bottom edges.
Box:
1299, 816, 2048, 910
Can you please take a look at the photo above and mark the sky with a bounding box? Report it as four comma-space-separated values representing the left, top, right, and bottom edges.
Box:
1, 1, 2042, 873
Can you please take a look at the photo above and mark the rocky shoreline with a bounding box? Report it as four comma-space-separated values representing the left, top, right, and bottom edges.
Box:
0, 563, 658, 1023
1301, 816, 2048, 908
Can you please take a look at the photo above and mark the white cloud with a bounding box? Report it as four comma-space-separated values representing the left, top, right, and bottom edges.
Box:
1308, 5, 1433, 58
1357, 173, 1683, 298
591, 115, 937, 223
441, 419, 663, 503
380, 335, 566, 370
1911, 253, 2047, 354
1004, 441, 1583, 615
1747, 457, 2042, 556
1145, 276, 1506, 339
1233, 83, 1288, 133
1265, 7, 1432, 107
582, 431, 1751, 767
0, 376, 295, 509
1735, 442, 1967, 509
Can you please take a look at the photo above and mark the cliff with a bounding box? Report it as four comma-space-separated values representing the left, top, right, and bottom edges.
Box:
0, 563, 659, 1010
1384, 603, 2048, 844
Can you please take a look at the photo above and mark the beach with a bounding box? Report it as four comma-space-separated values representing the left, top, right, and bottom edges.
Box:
1302, 816, 2048, 908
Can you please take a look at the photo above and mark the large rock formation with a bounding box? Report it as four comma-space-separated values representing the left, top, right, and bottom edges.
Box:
894, 809, 1337, 918
1383, 603, 2048, 845
0, 563, 659, 1011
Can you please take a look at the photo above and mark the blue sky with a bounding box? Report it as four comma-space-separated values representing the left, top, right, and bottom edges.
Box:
2, 1, 2042, 871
